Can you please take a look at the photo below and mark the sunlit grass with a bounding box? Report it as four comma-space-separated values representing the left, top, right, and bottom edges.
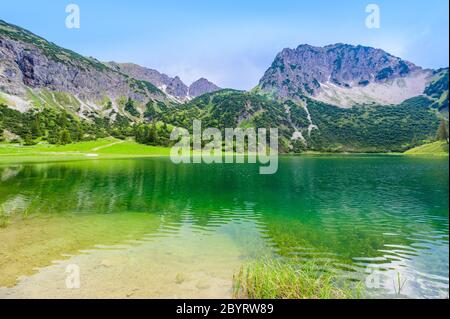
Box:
0, 208, 9, 228
233, 258, 361, 299
95, 140, 171, 156
0, 138, 171, 164
405, 141, 449, 156
0, 138, 113, 154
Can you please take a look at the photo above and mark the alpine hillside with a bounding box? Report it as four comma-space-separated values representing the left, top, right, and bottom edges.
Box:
0, 19, 448, 153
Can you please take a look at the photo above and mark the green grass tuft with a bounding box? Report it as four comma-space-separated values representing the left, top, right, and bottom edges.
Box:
0, 208, 10, 229
233, 258, 361, 299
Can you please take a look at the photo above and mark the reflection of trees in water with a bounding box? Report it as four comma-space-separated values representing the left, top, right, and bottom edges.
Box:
0, 160, 271, 228
1, 165, 23, 183
0, 157, 447, 298
0, 158, 447, 262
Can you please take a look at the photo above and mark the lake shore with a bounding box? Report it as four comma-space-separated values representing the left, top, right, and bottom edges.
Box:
1, 138, 447, 165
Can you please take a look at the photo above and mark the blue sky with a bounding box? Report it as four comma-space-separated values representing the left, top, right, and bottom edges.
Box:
1, 0, 448, 90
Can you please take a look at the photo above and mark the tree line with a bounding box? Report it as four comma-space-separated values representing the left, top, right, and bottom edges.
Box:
0, 103, 174, 147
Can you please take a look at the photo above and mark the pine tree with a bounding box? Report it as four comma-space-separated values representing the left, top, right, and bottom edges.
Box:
48, 129, 59, 144
30, 113, 42, 138
148, 123, 159, 145
59, 111, 69, 129
59, 129, 72, 145
436, 119, 449, 144
24, 132, 36, 146
135, 125, 146, 144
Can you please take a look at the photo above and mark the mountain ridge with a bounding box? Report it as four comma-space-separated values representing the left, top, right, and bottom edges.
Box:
0, 19, 220, 118
1, 19, 445, 112
0, 19, 167, 119
0, 19, 448, 153
106, 62, 221, 102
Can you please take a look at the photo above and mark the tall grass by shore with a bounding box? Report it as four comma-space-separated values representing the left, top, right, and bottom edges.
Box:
233, 258, 361, 299
0, 209, 9, 228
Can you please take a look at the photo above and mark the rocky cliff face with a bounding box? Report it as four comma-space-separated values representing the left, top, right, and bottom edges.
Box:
106, 62, 188, 100
259, 43, 432, 106
0, 20, 167, 115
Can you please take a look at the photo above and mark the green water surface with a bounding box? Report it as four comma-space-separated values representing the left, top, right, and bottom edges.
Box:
0, 156, 448, 298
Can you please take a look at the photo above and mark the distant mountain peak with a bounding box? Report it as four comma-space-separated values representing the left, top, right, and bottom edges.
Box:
106, 63, 221, 101
189, 78, 221, 98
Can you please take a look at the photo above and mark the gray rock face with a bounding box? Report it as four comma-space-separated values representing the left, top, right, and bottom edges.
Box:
169, 76, 189, 99
107, 62, 189, 100
188, 78, 221, 98
0, 19, 165, 110
259, 43, 423, 99
108, 63, 221, 100
0, 17, 222, 117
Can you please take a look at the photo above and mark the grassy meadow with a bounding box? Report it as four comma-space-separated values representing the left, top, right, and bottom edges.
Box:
0, 138, 171, 164
404, 141, 449, 156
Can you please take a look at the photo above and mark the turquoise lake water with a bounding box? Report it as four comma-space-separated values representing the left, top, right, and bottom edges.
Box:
0, 155, 448, 298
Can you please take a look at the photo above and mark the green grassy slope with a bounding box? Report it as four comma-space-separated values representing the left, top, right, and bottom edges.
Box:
404, 141, 449, 155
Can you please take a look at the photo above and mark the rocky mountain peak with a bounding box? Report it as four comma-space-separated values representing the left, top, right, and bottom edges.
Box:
189, 78, 221, 98
105, 62, 188, 100
259, 43, 428, 106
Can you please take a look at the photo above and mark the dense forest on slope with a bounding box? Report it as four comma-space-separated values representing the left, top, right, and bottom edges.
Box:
0, 104, 132, 145
165, 92, 442, 153
424, 68, 449, 114
2, 89, 444, 153
306, 97, 440, 152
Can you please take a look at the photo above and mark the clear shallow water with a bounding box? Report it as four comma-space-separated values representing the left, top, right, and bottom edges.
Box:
0, 156, 448, 298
